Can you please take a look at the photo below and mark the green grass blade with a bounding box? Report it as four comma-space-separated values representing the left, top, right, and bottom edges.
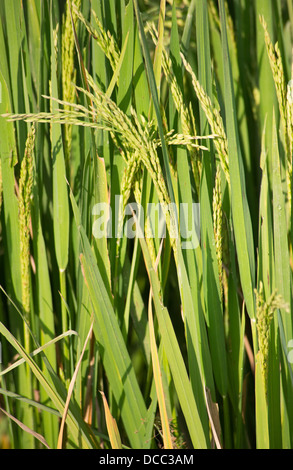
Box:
272, 111, 292, 339
134, 1, 213, 442
117, 0, 134, 116
169, 0, 216, 410
137, 227, 210, 448
256, 0, 278, 180
0, 330, 77, 378
0, 320, 97, 449
100, 391, 123, 449
148, 292, 173, 449
267, 320, 282, 448
2, 0, 27, 154
133, 0, 174, 204
0, 406, 50, 449
57, 321, 93, 449
271, 110, 293, 445
181, 0, 196, 57
50, 13, 69, 274
258, 119, 275, 298
50, 5, 70, 378
258, 120, 282, 448
255, 351, 270, 448
196, 0, 228, 399
149, 0, 165, 122
218, 0, 256, 321
133, 17, 150, 119
0, 75, 22, 308
0, 389, 60, 417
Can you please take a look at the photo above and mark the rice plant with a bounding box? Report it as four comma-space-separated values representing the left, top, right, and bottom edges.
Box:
0, 0, 293, 449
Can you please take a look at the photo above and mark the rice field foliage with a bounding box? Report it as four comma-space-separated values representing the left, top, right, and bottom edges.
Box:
0, 0, 293, 449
